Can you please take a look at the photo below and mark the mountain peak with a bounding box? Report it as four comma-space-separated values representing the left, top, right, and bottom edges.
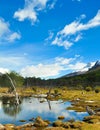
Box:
89, 60, 100, 71
95, 60, 100, 66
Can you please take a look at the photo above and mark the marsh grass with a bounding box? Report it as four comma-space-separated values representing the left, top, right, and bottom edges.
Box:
0, 87, 100, 130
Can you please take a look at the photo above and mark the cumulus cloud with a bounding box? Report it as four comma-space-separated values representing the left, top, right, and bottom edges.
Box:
20, 56, 90, 78
0, 68, 10, 74
68, 62, 87, 71
52, 10, 100, 49
14, 0, 57, 24
20, 63, 63, 78
6, 32, 21, 42
0, 54, 94, 78
0, 18, 21, 42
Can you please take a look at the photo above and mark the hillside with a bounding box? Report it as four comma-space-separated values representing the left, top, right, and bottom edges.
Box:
57, 65, 100, 89
62, 61, 100, 78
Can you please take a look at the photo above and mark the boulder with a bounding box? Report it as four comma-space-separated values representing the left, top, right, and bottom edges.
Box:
52, 120, 63, 127
34, 116, 49, 127
0, 124, 5, 130
58, 116, 65, 120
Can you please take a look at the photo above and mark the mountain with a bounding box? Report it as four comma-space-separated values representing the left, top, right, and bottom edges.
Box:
62, 71, 86, 78
62, 60, 100, 78
89, 60, 100, 71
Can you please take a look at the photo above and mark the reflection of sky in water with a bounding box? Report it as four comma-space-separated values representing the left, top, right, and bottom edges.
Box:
0, 98, 89, 125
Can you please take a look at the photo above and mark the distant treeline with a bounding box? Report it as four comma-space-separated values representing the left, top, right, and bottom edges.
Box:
0, 69, 100, 89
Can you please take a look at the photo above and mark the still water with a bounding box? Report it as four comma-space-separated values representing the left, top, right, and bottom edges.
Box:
0, 97, 88, 125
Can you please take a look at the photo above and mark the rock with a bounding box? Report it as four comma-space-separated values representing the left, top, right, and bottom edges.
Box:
45, 127, 66, 130
97, 112, 100, 116
62, 122, 71, 128
70, 121, 83, 129
83, 115, 100, 124
45, 120, 51, 124
0, 124, 5, 130
58, 116, 65, 120
34, 116, 49, 127
86, 106, 95, 115
5, 124, 15, 129
16, 122, 34, 129
52, 120, 63, 127
19, 119, 26, 122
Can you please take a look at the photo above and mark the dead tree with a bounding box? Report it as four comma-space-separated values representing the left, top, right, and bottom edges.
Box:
6, 73, 20, 105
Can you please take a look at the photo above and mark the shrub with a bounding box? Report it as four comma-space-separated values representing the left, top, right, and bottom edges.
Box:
85, 86, 92, 92
95, 87, 100, 93
32, 87, 37, 92
54, 89, 58, 94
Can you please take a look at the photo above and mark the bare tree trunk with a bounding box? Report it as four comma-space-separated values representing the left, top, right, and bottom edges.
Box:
6, 73, 20, 105
47, 88, 52, 98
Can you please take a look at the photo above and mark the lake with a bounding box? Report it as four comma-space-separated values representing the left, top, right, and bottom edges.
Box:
0, 97, 89, 125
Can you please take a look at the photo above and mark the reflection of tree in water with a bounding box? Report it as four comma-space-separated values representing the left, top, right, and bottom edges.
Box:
1, 97, 22, 117
38, 98, 52, 110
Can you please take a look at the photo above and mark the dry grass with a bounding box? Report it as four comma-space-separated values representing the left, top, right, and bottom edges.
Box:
0, 87, 100, 101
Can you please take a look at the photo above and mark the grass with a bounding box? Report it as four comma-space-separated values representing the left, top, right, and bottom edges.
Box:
0, 87, 100, 101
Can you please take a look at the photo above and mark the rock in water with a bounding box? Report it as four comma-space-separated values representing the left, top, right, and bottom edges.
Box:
34, 116, 49, 127
86, 106, 95, 115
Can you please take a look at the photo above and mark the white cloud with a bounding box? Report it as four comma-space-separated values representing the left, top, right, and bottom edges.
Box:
82, 62, 95, 71
20, 63, 63, 78
55, 57, 73, 65
45, 31, 54, 42
6, 32, 21, 42
0, 54, 94, 78
0, 68, 10, 74
74, 33, 82, 42
20, 57, 74, 78
68, 62, 87, 71
0, 18, 9, 36
52, 10, 100, 49
14, 7, 37, 23
0, 18, 21, 42
20, 56, 89, 78
14, 0, 57, 24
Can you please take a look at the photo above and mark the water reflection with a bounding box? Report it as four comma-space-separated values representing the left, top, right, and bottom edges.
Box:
38, 98, 51, 110
1, 97, 22, 116
0, 97, 89, 125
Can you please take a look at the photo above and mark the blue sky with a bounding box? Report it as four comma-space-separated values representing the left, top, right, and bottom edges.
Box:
0, 0, 100, 78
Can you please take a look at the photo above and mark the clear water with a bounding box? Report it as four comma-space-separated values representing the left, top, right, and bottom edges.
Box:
0, 97, 88, 125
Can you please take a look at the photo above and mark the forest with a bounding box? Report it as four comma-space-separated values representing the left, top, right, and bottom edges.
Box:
0, 67, 100, 90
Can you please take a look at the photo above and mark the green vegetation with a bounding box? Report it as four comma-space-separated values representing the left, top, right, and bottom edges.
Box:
54, 89, 59, 94
0, 71, 24, 88
95, 86, 100, 93
85, 86, 92, 92
0, 68, 100, 90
